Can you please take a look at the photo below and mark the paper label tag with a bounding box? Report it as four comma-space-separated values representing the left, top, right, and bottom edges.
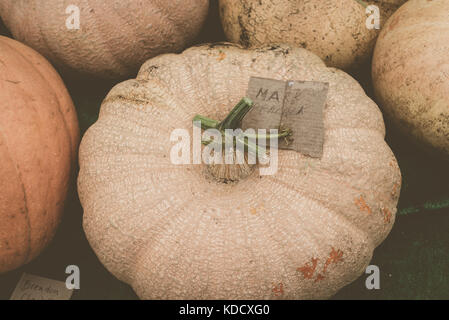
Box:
280, 81, 328, 157
10, 273, 73, 300
243, 77, 328, 158
242, 77, 286, 131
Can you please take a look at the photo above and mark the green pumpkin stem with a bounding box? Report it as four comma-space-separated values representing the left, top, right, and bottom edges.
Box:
218, 97, 254, 130
193, 115, 220, 130
193, 97, 292, 156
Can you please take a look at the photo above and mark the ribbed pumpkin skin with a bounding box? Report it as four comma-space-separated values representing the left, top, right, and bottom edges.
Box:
219, 0, 407, 71
373, 0, 449, 156
0, 0, 209, 78
0, 36, 79, 273
78, 44, 401, 299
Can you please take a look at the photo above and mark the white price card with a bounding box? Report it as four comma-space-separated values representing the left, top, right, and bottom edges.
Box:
10, 273, 73, 300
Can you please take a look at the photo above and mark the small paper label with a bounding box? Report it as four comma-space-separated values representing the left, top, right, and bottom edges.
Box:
280, 81, 328, 158
243, 77, 328, 158
10, 273, 73, 300
242, 77, 286, 131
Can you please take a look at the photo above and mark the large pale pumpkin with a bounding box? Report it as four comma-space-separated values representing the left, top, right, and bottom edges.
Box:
78, 43, 401, 299
0, 36, 79, 273
0, 0, 209, 78
219, 0, 407, 71
373, 0, 449, 157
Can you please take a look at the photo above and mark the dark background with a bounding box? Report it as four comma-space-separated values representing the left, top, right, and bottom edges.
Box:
1, 1, 448, 300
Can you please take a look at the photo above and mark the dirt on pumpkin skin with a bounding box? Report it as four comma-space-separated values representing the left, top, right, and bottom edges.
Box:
219, 0, 406, 72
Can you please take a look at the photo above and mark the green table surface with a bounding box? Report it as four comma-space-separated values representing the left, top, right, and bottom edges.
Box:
1, 2, 448, 300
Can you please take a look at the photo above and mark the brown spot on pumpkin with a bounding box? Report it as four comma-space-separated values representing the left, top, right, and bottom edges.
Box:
297, 257, 318, 279
314, 273, 325, 283
355, 195, 372, 215
391, 183, 399, 198
5, 79, 21, 84
382, 208, 392, 223
147, 65, 159, 73
388, 14, 401, 32
272, 283, 284, 296
250, 203, 265, 215
217, 52, 226, 61
389, 159, 398, 168
323, 247, 344, 273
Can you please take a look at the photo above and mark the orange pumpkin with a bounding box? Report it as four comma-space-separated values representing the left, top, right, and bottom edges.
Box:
0, 36, 79, 273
